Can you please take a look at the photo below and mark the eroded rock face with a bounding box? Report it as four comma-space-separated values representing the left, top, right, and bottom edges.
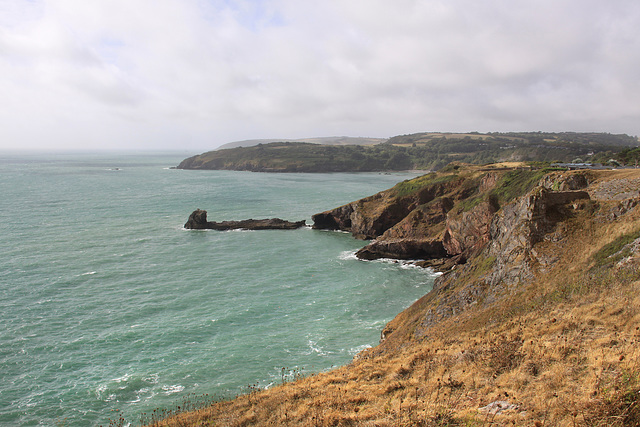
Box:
311, 176, 463, 240
312, 175, 469, 260
312, 196, 415, 240
540, 172, 590, 191
442, 200, 498, 261
353, 198, 454, 261
349, 199, 414, 239
483, 188, 591, 287
380, 198, 454, 240
311, 204, 355, 231
406, 187, 593, 335
184, 209, 305, 230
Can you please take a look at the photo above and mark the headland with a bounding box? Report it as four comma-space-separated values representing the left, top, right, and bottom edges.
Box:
156, 163, 640, 426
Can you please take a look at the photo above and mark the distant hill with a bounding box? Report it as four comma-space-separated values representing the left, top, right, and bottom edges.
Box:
217, 136, 386, 150
178, 132, 639, 172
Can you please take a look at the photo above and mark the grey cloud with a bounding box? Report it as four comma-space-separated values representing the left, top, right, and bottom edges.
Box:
1, 0, 639, 151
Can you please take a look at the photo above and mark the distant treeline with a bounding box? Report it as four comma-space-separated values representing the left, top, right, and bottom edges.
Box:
177, 132, 639, 172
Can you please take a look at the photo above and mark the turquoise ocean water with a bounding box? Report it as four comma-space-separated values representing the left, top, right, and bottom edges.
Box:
0, 152, 436, 426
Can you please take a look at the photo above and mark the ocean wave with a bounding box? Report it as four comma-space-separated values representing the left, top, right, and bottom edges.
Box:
372, 258, 441, 276
358, 319, 388, 330
78, 271, 96, 276
316, 228, 351, 234
348, 344, 372, 356
113, 373, 131, 383
162, 384, 185, 395
338, 250, 358, 260
95, 373, 160, 404
306, 340, 330, 356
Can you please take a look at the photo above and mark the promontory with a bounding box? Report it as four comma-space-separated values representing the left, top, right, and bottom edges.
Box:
184, 209, 305, 230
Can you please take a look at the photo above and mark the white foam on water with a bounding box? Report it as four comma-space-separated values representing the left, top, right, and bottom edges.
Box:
161, 384, 185, 395
306, 340, 330, 356
113, 374, 131, 383
349, 344, 372, 356
338, 250, 358, 260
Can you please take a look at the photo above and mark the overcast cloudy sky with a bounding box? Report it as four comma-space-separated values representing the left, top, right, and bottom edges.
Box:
1, 0, 639, 151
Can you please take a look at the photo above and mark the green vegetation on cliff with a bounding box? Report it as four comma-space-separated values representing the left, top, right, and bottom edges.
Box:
177, 142, 413, 172
387, 131, 637, 170
178, 132, 638, 172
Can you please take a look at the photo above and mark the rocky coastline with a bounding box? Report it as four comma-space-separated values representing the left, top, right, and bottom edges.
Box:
161, 165, 640, 426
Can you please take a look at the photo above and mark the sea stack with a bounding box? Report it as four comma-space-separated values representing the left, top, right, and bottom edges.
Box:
184, 209, 210, 229
184, 209, 306, 230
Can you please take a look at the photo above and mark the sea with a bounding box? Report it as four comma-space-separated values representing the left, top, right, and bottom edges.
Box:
0, 152, 437, 426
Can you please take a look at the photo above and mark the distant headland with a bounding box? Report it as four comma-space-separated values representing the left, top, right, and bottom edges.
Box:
176, 131, 639, 173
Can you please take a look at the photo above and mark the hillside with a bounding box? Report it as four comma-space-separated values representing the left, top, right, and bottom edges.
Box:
177, 132, 638, 172
217, 136, 386, 150
176, 142, 414, 172
148, 165, 640, 426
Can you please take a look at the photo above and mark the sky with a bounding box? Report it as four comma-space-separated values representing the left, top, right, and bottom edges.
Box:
1, 0, 639, 152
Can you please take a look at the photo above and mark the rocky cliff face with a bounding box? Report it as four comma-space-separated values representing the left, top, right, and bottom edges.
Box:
399, 186, 593, 338
313, 168, 531, 264
375, 171, 608, 346
312, 172, 475, 254
312, 167, 606, 342
312, 168, 595, 267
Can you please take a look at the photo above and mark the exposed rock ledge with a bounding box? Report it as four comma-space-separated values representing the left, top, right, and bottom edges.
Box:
185, 209, 306, 230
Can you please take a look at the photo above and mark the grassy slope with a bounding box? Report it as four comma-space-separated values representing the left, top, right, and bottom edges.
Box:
148, 169, 640, 427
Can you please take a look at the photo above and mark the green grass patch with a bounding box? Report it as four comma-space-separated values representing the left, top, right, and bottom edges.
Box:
490, 169, 548, 204
592, 229, 640, 268
474, 256, 496, 276
392, 173, 458, 197
456, 194, 485, 213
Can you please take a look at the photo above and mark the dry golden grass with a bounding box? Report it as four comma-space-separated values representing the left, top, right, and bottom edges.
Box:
147, 170, 640, 427
148, 288, 639, 426
485, 162, 528, 168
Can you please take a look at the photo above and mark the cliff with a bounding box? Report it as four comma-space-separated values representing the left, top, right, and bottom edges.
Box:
155, 166, 640, 426
312, 165, 560, 268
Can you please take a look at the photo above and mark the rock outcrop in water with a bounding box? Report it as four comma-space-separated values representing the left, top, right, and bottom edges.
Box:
184, 209, 306, 230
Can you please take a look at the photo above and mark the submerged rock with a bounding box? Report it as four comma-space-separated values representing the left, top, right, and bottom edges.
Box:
184, 209, 306, 230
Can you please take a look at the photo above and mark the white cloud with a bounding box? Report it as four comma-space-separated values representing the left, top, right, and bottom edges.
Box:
0, 0, 639, 151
